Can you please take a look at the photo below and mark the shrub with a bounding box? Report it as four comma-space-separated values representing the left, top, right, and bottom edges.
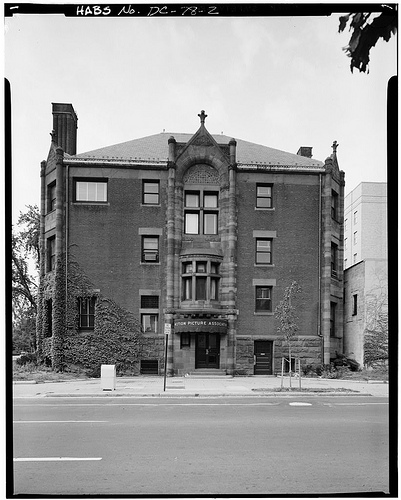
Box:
15, 352, 37, 366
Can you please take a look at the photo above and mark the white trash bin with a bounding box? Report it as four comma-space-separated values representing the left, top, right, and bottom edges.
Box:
101, 364, 116, 391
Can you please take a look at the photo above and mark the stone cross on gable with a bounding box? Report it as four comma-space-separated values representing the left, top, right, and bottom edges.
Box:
198, 110, 207, 125
332, 140, 339, 154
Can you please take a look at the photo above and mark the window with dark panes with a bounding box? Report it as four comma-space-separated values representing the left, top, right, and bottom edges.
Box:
181, 333, 190, 349
143, 181, 160, 205
331, 243, 338, 277
78, 297, 96, 329
142, 236, 159, 262
140, 295, 159, 334
330, 302, 336, 337
255, 286, 272, 312
331, 190, 339, 220
256, 184, 273, 208
47, 182, 56, 212
47, 236, 56, 272
256, 239, 272, 264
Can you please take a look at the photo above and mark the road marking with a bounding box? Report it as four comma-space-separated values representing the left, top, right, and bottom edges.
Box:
289, 402, 312, 406
323, 402, 388, 406
13, 420, 108, 423
13, 402, 282, 407
14, 457, 102, 462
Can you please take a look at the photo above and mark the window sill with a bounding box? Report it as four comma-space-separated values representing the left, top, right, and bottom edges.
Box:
255, 207, 275, 211
254, 264, 275, 268
141, 204, 161, 208
72, 202, 110, 206
254, 312, 274, 316
140, 262, 161, 266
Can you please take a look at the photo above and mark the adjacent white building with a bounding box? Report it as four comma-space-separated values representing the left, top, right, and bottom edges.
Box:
343, 182, 387, 366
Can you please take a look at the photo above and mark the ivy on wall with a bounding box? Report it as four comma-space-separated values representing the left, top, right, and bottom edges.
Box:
37, 253, 163, 375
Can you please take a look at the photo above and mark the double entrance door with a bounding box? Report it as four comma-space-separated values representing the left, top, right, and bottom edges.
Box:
195, 333, 220, 369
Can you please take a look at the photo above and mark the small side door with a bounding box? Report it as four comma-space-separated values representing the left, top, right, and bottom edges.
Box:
254, 340, 273, 375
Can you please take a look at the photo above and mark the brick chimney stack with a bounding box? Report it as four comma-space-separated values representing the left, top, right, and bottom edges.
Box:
297, 146, 313, 158
52, 103, 78, 155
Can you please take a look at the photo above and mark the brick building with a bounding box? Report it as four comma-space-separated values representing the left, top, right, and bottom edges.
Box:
36, 103, 345, 376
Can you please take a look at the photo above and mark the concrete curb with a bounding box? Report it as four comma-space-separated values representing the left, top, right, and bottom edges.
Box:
30, 391, 379, 398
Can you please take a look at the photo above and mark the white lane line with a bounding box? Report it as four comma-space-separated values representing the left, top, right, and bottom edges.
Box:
289, 402, 312, 406
14, 457, 102, 462
14, 403, 282, 407
323, 402, 388, 406
14, 420, 108, 423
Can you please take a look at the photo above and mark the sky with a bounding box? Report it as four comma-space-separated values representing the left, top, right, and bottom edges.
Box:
5, 6, 397, 223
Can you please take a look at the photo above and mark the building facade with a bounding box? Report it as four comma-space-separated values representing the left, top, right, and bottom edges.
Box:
36, 103, 345, 376
343, 182, 388, 366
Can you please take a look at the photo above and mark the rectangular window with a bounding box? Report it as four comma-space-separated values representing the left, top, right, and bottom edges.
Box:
331, 243, 338, 277
344, 238, 347, 251
185, 192, 200, 208
141, 314, 158, 333
47, 236, 56, 272
330, 302, 336, 337
345, 219, 348, 231
141, 295, 159, 309
353, 253, 358, 264
181, 333, 190, 349
256, 239, 272, 264
354, 211, 358, 224
143, 181, 160, 205
185, 212, 199, 234
353, 231, 358, 244
47, 182, 56, 212
256, 184, 273, 208
45, 299, 53, 338
255, 286, 272, 312
196, 277, 207, 300
210, 277, 219, 300
203, 212, 218, 234
75, 180, 107, 202
182, 277, 192, 300
142, 236, 159, 262
140, 359, 158, 374
352, 294, 358, 316
79, 297, 96, 329
331, 190, 338, 220
184, 190, 219, 235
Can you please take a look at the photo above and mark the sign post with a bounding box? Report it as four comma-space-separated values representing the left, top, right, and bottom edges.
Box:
163, 324, 171, 392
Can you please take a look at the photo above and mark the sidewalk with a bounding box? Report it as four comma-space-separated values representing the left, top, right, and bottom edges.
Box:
13, 375, 389, 398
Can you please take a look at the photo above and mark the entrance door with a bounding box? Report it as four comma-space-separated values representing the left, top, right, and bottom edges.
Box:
196, 333, 220, 368
254, 340, 273, 375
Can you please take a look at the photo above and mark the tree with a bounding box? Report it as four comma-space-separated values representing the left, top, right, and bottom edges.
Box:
339, 10, 397, 73
364, 274, 388, 368
274, 281, 301, 387
12, 205, 40, 353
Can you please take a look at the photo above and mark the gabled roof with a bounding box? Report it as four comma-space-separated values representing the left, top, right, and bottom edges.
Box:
71, 132, 324, 168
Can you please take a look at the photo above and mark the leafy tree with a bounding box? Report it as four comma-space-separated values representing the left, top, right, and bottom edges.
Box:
364, 274, 388, 368
12, 205, 40, 353
339, 10, 397, 73
274, 281, 301, 387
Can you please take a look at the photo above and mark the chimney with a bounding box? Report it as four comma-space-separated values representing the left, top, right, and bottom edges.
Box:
52, 103, 78, 155
297, 146, 313, 158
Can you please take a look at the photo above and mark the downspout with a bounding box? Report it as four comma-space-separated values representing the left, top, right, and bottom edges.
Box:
65, 164, 69, 316
165, 136, 176, 376
228, 138, 237, 375
318, 173, 323, 364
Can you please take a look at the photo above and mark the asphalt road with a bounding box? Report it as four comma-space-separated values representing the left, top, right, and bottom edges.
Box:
12, 396, 390, 496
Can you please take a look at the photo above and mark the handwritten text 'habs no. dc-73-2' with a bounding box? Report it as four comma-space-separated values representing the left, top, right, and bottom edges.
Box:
76, 5, 219, 16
